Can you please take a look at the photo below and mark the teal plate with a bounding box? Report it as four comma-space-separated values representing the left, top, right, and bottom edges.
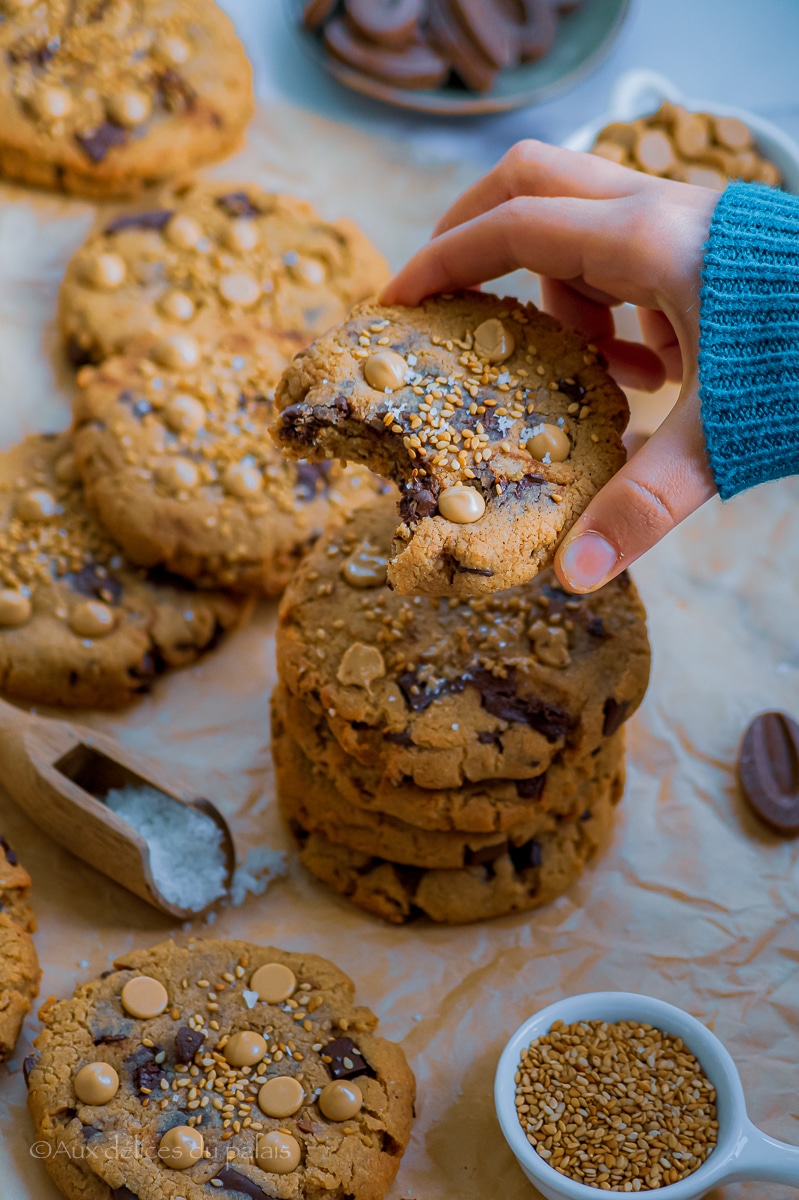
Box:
287, 0, 631, 116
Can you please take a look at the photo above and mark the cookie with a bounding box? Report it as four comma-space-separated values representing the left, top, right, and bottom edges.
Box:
27, 938, 415, 1200
323, 18, 450, 90
0, 836, 40, 1061
274, 293, 628, 595
274, 716, 624, 869
274, 682, 626, 834
60, 181, 389, 366
72, 330, 386, 593
291, 768, 623, 923
0, 433, 249, 708
276, 498, 650, 790
0, 0, 253, 198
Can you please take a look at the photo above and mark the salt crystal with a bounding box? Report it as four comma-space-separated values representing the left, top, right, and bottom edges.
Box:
227, 845, 286, 907
104, 785, 228, 912
242, 989, 259, 1009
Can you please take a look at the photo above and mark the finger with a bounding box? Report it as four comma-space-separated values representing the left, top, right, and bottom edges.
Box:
382, 194, 661, 308
553, 388, 716, 592
639, 307, 683, 381
431, 140, 651, 240
541, 281, 665, 390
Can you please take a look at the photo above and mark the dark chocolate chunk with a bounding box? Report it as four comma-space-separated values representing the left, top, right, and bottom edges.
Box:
67, 563, 123, 605
22, 1054, 37, 1086
277, 399, 350, 446
397, 670, 466, 714
472, 667, 574, 742
89, 1001, 134, 1046
616, 569, 631, 590
579, 809, 592, 821
737, 711, 799, 836
399, 476, 440, 524
212, 1166, 276, 1199
104, 210, 173, 235
477, 730, 502, 747
0, 835, 18, 866
498, 473, 547, 504
111, 1190, 139, 1200
215, 191, 263, 219
296, 1116, 315, 1134
174, 1026, 204, 1064
508, 837, 543, 872
557, 377, 586, 405
132, 399, 152, 418
124, 1044, 167, 1094
8, 34, 60, 64
515, 774, 545, 800
602, 697, 630, 737
156, 68, 195, 112
82, 1123, 103, 1140
586, 616, 606, 638
322, 1036, 373, 1080
465, 840, 507, 866
294, 459, 333, 499
384, 728, 413, 745
66, 335, 96, 368
76, 122, 128, 163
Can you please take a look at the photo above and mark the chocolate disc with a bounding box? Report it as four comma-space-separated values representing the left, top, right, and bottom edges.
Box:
517, 0, 557, 63
323, 17, 449, 89
344, 0, 423, 49
449, 0, 519, 70
427, 0, 497, 92
303, 0, 339, 32
738, 711, 799, 835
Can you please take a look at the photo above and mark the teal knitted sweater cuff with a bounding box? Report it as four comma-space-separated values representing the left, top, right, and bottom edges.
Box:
698, 181, 799, 500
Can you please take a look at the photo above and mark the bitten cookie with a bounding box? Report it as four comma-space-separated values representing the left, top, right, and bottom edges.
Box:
27, 938, 415, 1200
0, 0, 253, 197
61, 181, 389, 366
276, 499, 650, 790
73, 330, 386, 593
0, 433, 249, 708
0, 836, 40, 1061
291, 769, 624, 924
274, 682, 626, 834
274, 293, 628, 595
274, 716, 625, 869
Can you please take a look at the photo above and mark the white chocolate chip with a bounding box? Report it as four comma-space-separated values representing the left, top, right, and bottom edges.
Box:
69, 600, 115, 639
438, 485, 486, 524
157, 289, 195, 322
31, 84, 73, 121
363, 350, 407, 392
527, 423, 571, 463
53, 452, 79, 485
287, 255, 326, 286
151, 333, 200, 370
106, 89, 151, 129
341, 546, 388, 588
15, 488, 61, 522
218, 272, 261, 308
82, 251, 127, 291
473, 318, 515, 364
224, 220, 260, 253
337, 643, 386, 689
165, 214, 203, 251
155, 457, 199, 491
152, 32, 190, 64
0, 590, 31, 628
222, 461, 262, 498
164, 394, 206, 434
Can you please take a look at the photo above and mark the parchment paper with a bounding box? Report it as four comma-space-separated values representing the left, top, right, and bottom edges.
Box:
0, 102, 798, 1200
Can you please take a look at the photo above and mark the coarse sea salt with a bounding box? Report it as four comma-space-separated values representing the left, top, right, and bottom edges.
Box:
104, 785, 228, 912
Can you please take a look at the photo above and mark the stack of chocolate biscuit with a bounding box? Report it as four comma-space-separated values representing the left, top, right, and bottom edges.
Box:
273, 499, 651, 924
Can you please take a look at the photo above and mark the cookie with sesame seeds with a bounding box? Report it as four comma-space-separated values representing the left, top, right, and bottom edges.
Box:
26, 937, 415, 1200
274, 708, 625, 868
0, 432, 249, 708
0, 0, 253, 198
273, 291, 629, 596
273, 681, 626, 835
60, 180, 389, 366
289, 764, 625, 924
276, 498, 650, 790
0, 835, 40, 1062
72, 329, 387, 593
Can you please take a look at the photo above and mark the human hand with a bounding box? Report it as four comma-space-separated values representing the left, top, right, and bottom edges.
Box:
381, 141, 720, 592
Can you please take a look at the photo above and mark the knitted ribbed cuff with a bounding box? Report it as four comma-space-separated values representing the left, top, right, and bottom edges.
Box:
699, 181, 799, 500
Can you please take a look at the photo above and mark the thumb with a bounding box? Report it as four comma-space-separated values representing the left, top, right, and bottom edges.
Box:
554, 387, 717, 593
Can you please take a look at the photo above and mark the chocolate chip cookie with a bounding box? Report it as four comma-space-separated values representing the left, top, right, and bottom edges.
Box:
72, 330, 386, 593
60, 181, 389, 366
290, 769, 624, 924
274, 292, 628, 595
273, 682, 626, 833
0, 835, 40, 1061
274, 714, 624, 869
27, 938, 415, 1200
0, 0, 253, 198
0, 433, 249, 708
276, 498, 650, 790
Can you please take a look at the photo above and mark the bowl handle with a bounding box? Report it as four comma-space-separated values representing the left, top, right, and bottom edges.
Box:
608, 70, 684, 122
722, 1119, 799, 1186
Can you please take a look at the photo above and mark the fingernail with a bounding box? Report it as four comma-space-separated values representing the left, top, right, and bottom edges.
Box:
558, 532, 618, 593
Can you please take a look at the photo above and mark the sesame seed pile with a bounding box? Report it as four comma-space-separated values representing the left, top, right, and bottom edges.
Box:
348, 308, 600, 492
515, 1020, 718, 1191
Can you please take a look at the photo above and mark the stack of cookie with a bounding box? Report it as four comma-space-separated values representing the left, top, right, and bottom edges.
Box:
0, 181, 388, 708
273, 498, 651, 924
0, 835, 39, 1062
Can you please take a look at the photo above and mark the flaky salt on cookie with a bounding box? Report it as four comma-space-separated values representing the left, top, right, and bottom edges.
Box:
273, 292, 629, 596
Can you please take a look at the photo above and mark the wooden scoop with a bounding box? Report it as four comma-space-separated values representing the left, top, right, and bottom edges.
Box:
0, 697, 235, 920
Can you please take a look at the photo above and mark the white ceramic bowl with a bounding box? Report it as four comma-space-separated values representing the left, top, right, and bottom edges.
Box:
562, 69, 799, 194
495, 991, 799, 1200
